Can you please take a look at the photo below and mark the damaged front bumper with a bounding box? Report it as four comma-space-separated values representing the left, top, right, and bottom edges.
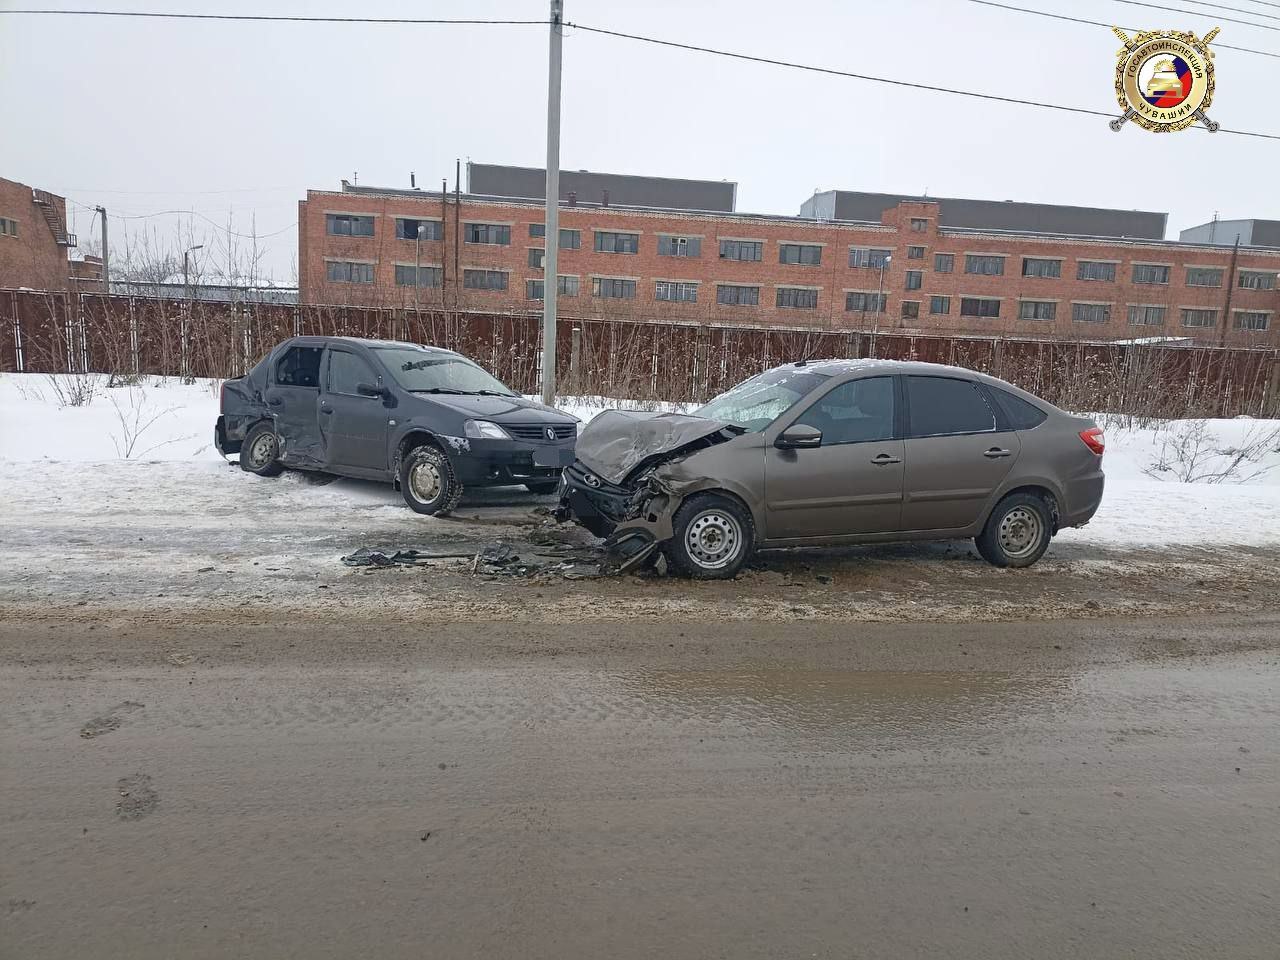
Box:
556, 461, 680, 544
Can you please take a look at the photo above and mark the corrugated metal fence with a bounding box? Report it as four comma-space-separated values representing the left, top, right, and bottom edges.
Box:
3, 288, 1277, 418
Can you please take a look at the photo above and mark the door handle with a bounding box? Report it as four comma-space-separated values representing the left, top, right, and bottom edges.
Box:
984, 447, 1012, 458
320, 408, 333, 415
267, 396, 282, 407
870, 453, 902, 465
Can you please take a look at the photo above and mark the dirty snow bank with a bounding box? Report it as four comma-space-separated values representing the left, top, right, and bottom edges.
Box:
1, 373, 1278, 548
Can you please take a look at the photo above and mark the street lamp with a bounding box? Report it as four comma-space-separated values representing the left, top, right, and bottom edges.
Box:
182, 244, 203, 380
870, 254, 892, 358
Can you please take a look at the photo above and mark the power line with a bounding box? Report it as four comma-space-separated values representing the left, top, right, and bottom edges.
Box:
1107, 0, 1280, 31
0, 9, 546, 25
565, 21, 1280, 140
66, 198, 296, 239
1171, 0, 1280, 22
964, 0, 1280, 58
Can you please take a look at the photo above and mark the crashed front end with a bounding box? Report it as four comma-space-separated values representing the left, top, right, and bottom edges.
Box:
555, 411, 743, 563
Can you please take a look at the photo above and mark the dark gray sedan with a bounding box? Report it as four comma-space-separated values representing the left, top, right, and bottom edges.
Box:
216, 336, 578, 514
558, 359, 1105, 578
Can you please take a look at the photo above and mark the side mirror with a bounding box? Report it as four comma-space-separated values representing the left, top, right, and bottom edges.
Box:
356, 382, 382, 398
775, 424, 822, 449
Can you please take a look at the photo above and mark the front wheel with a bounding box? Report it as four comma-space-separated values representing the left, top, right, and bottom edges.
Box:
976, 493, 1052, 568
239, 422, 283, 477
664, 493, 754, 580
400, 445, 463, 516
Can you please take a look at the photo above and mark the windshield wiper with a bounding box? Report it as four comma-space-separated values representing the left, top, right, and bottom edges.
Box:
409, 387, 469, 394
473, 389, 518, 397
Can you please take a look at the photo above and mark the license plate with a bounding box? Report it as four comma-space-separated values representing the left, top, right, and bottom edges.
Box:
533, 447, 573, 468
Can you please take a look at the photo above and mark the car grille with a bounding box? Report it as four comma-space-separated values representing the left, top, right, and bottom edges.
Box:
506, 423, 575, 441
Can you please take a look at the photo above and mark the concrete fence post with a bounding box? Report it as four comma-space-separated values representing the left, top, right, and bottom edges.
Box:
569, 326, 581, 396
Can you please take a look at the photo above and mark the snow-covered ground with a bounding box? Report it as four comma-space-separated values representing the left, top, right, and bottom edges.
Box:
2, 373, 1278, 549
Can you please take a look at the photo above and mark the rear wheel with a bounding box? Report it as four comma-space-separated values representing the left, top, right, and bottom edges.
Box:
525, 481, 560, 496
400, 445, 463, 516
976, 493, 1052, 568
239, 422, 283, 477
665, 493, 754, 580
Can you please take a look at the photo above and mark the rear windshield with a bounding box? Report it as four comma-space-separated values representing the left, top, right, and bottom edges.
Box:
694, 368, 831, 433
372, 347, 518, 397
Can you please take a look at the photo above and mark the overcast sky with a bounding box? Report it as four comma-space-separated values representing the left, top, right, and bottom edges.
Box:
1, 0, 1274, 281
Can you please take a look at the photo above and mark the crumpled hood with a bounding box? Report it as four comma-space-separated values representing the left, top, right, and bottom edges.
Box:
575, 411, 737, 485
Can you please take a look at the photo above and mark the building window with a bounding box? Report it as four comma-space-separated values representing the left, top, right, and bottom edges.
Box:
965, 255, 1005, 276
1181, 308, 1217, 328
1239, 270, 1277, 290
658, 236, 701, 257
463, 269, 508, 290
960, 297, 1000, 318
464, 223, 510, 245
849, 247, 892, 268
559, 228, 581, 249
595, 231, 639, 254
1019, 300, 1056, 321
907, 245, 926, 260
1072, 302, 1111, 323
529, 223, 546, 238
528, 248, 545, 269
910, 218, 929, 232
1234, 310, 1271, 331
394, 264, 441, 287
901, 300, 920, 319
845, 292, 886, 312
780, 243, 822, 266
325, 261, 375, 283
655, 280, 698, 302
529, 276, 579, 300
1077, 260, 1117, 282
934, 253, 954, 273
929, 295, 950, 315
0, 217, 18, 237
1022, 257, 1062, 278
326, 214, 374, 237
720, 239, 763, 262
1186, 267, 1223, 287
1127, 305, 1166, 326
592, 277, 636, 299
395, 218, 442, 241
904, 270, 922, 290
1132, 264, 1170, 284
777, 287, 818, 309
718, 284, 759, 306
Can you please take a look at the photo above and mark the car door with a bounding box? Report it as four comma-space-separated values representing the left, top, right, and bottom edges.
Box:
899, 375, 1021, 532
264, 343, 325, 467
322, 347, 390, 474
764, 375, 905, 540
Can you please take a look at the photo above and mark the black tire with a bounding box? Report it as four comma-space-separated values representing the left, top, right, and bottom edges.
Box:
525, 481, 560, 496
399, 444, 463, 516
664, 492, 755, 580
239, 422, 284, 477
976, 492, 1052, 568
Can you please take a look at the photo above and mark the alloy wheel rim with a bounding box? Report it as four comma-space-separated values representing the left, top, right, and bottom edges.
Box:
686, 511, 742, 569
998, 506, 1042, 559
410, 461, 443, 502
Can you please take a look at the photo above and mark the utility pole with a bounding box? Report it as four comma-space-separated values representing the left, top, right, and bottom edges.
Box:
95, 206, 108, 293
1219, 234, 1240, 348
541, 0, 564, 405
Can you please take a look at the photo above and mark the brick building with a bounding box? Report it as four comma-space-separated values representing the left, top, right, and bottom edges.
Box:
298, 164, 1279, 345
0, 176, 78, 291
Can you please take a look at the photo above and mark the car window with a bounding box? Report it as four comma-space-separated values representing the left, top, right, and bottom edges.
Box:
989, 387, 1048, 430
275, 346, 323, 388
694, 368, 831, 433
906, 376, 996, 437
793, 377, 894, 444
328, 350, 377, 396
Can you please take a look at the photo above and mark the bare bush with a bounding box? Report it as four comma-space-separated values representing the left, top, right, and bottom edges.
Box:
45, 372, 99, 408
107, 388, 192, 459
1143, 419, 1280, 484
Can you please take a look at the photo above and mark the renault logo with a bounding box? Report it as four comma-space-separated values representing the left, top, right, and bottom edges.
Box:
583, 473, 601, 488
546, 426, 557, 441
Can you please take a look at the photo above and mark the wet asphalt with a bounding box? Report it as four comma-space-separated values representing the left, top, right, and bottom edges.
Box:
2, 614, 1278, 959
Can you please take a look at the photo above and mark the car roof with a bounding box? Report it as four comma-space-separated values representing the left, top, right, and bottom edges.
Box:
289, 335, 457, 355
771, 358, 1056, 407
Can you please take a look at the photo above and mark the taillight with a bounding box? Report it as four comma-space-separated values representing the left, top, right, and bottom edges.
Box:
1079, 427, 1105, 456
